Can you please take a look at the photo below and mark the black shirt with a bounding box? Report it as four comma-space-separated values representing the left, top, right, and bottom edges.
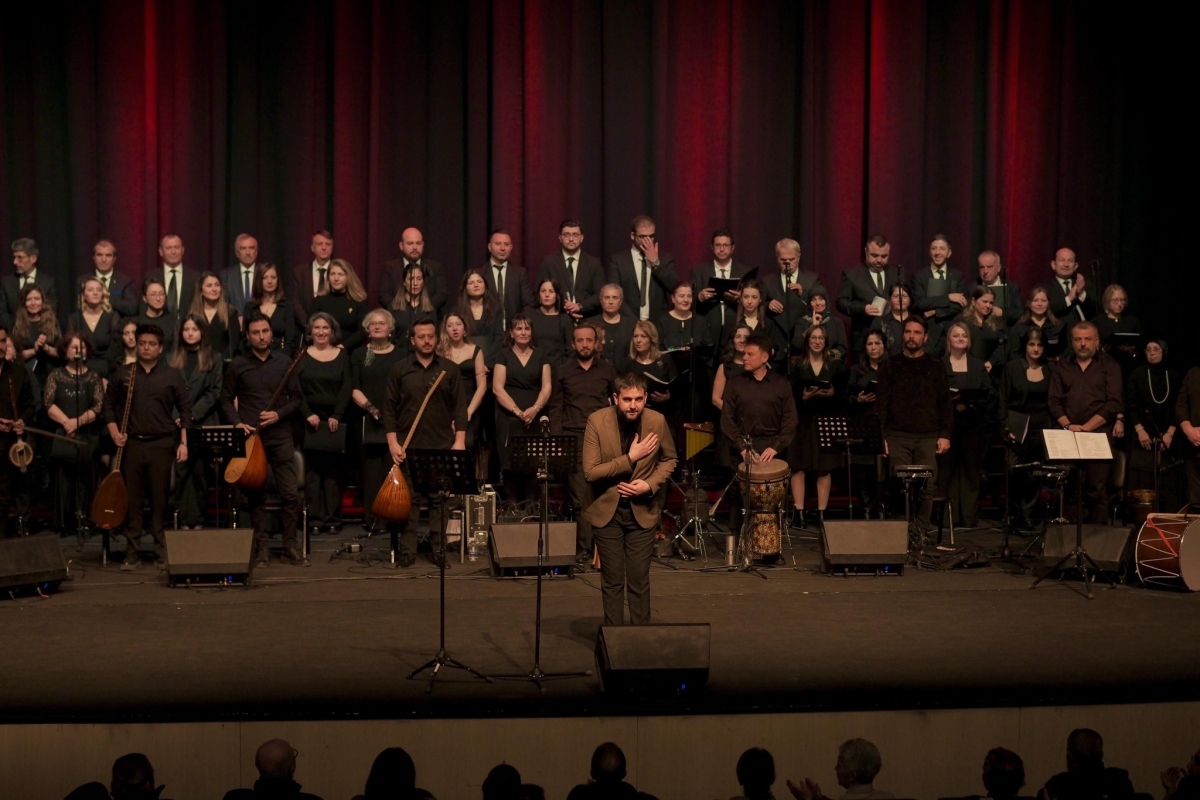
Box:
310, 291, 367, 352
549, 357, 617, 433
103, 360, 192, 439
0, 360, 36, 439
876, 351, 953, 438
1048, 353, 1123, 427
720, 367, 797, 455
383, 353, 467, 449
219, 350, 302, 441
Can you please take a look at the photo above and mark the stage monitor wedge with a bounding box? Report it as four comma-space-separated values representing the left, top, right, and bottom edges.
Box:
820, 520, 909, 575
1042, 524, 1134, 577
595, 623, 710, 696
0, 534, 68, 592
165, 528, 254, 585
489, 522, 575, 576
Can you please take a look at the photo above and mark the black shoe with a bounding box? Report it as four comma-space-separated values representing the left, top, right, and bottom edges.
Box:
398, 553, 416, 568
282, 546, 310, 566
815, 510, 826, 531
792, 509, 807, 529
764, 553, 785, 566
255, 550, 270, 568
120, 555, 139, 571
427, 552, 451, 569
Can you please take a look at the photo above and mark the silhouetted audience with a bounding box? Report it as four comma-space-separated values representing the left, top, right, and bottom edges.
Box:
787, 738, 894, 800
1038, 729, 1133, 800
109, 753, 167, 800
352, 747, 433, 800
482, 764, 523, 800
941, 747, 1034, 800
731, 747, 776, 800
223, 739, 323, 800
1162, 746, 1200, 800
566, 742, 658, 800
64, 782, 111, 800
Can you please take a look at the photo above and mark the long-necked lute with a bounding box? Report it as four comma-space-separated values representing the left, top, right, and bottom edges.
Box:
371, 369, 447, 523
91, 361, 137, 528
224, 344, 308, 489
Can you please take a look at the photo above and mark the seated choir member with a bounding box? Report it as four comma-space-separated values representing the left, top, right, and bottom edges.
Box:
588, 284, 636, 365
352, 309, 406, 535
297, 312, 352, 534
875, 315, 952, 544
309, 258, 367, 352
220, 313, 308, 567
436, 312, 488, 451
871, 283, 945, 358
911, 233, 969, 325
189, 270, 242, 361
169, 314, 223, 530
44, 333, 104, 533
1008, 285, 1066, 363
526, 278, 575, 366
1047, 321, 1123, 525
939, 321, 993, 528
69, 278, 118, 377
1000, 327, 1054, 531
492, 313, 551, 497
458, 268, 504, 366
390, 262, 439, 351
246, 262, 300, 352
788, 324, 844, 532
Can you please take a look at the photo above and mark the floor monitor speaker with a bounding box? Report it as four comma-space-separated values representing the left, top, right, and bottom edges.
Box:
0, 534, 68, 592
595, 623, 710, 696
165, 528, 254, 585
1042, 524, 1134, 576
820, 520, 909, 575
488, 522, 575, 576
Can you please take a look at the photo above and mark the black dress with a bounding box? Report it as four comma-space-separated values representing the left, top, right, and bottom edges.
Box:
1000, 358, 1053, 526
447, 344, 485, 450
589, 314, 636, 364
44, 366, 103, 531
525, 308, 574, 367
351, 345, 406, 528
203, 308, 242, 362
310, 291, 367, 352
1008, 319, 1066, 362
466, 308, 504, 367
788, 360, 845, 473
69, 310, 118, 377
494, 347, 549, 470
715, 360, 746, 467
959, 316, 1006, 371
658, 313, 715, 423
172, 350, 224, 526
297, 349, 353, 526
846, 362, 885, 512
940, 355, 992, 526
1125, 363, 1183, 501
391, 302, 440, 355
1093, 313, 1142, 377
246, 300, 300, 352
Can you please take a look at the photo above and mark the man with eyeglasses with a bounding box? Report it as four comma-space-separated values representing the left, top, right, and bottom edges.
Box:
691, 228, 749, 357
5, 238, 59, 321
609, 215, 678, 321
538, 219, 605, 320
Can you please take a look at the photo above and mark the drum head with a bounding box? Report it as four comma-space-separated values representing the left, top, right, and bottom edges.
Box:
737, 459, 791, 482
1181, 519, 1200, 591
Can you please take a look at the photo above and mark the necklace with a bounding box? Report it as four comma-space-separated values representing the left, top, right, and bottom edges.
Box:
1148, 370, 1169, 405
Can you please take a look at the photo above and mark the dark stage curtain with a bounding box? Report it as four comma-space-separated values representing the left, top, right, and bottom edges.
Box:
0, 1, 1186, 362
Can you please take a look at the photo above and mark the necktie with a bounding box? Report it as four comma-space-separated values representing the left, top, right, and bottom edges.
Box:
243, 268, 252, 303
640, 256, 650, 318
496, 265, 506, 327
167, 269, 178, 314
20, 275, 27, 290
317, 267, 327, 295
874, 270, 883, 294
100, 274, 109, 290
937, 269, 945, 280
566, 256, 576, 300
1063, 279, 1071, 295
719, 267, 727, 325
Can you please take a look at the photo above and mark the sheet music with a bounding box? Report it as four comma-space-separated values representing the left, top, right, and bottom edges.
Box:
1074, 431, 1113, 460
870, 296, 888, 313
1043, 429, 1113, 461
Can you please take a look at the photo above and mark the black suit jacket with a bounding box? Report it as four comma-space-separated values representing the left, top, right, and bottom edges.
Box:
155, 265, 199, 318
377, 258, 448, 315
911, 265, 968, 323
481, 262, 535, 328
964, 278, 1024, 326
762, 268, 824, 342
1046, 273, 1097, 323
76, 270, 138, 318
3, 271, 59, 321
836, 263, 903, 350
538, 251, 605, 317
691, 260, 750, 331
221, 263, 259, 315
608, 249, 678, 320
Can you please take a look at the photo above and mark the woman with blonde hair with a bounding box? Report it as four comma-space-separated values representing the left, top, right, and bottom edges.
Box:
352, 309, 407, 533
940, 320, 992, 527
310, 258, 368, 352
68, 277, 117, 376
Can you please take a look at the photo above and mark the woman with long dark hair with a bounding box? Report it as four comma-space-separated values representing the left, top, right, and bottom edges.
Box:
437, 312, 488, 452
787, 325, 844, 530
390, 263, 438, 353
13, 284, 61, 386
44, 333, 103, 532
246, 262, 299, 352
526, 278, 574, 366
847, 329, 887, 518
188, 271, 242, 361
1000, 326, 1054, 531
458, 268, 504, 366
168, 314, 223, 529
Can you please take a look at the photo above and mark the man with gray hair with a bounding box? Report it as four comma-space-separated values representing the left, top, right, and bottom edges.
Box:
786, 738, 894, 800
222, 738, 323, 799
6, 237, 59, 320
222, 232, 261, 314
763, 238, 823, 340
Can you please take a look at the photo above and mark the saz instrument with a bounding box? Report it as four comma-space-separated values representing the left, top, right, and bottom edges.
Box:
91, 361, 137, 529
224, 345, 308, 489
371, 370, 447, 523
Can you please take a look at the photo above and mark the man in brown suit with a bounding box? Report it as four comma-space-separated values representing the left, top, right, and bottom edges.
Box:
582, 372, 678, 625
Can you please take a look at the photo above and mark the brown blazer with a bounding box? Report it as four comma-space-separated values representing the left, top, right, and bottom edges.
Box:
581, 406, 678, 529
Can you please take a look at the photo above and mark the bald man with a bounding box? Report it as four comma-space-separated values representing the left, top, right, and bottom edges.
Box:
222, 738, 323, 800
1046, 247, 1097, 323
378, 227, 448, 314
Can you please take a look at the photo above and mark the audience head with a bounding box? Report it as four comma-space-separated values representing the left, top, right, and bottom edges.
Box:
589, 742, 628, 784
64, 782, 111, 800
835, 738, 882, 787
363, 747, 417, 798
736, 747, 775, 798
254, 738, 299, 779
981, 747, 1025, 799
482, 763, 522, 800
1065, 728, 1104, 771
110, 752, 157, 799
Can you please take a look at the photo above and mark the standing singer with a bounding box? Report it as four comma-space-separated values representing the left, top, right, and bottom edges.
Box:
0, 323, 35, 539
582, 372, 677, 625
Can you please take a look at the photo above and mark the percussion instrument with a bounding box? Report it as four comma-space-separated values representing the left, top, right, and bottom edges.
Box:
1135, 514, 1200, 591
1, 422, 87, 471
370, 370, 447, 523
737, 459, 790, 556
225, 344, 307, 489
683, 422, 715, 461
1125, 489, 1156, 527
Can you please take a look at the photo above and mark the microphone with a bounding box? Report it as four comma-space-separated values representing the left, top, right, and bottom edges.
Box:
540, 415, 550, 434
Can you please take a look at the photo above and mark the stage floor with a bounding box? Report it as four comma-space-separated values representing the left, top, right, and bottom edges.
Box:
3, 518, 1199, 723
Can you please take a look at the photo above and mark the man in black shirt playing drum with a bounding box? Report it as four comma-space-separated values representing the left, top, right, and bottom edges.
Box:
103, 324, 191, 569
383, 317, 467, 568
220, 313, 308, 567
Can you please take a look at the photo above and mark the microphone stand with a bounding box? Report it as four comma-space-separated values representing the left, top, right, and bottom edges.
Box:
72, 351, 90, 548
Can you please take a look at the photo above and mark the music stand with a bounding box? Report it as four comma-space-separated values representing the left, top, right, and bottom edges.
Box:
1030, 433, 1116, 599
494, 432, 592, 691
200, 425, 242, 528
816, 413, 883, 521
404, 449, 491, 693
